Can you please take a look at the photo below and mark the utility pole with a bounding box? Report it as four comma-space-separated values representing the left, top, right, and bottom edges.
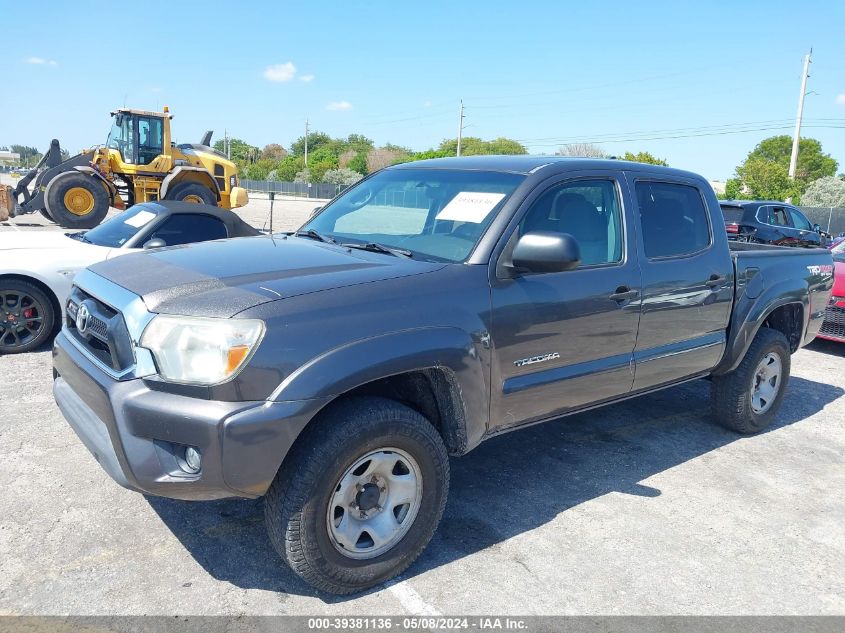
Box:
456, 100, 465, 157
304, 119, 309, 166
788, 49, 812, 180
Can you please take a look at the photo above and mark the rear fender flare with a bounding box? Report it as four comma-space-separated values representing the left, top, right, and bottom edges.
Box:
270, 327, 490, 450
713, 277, 808, 375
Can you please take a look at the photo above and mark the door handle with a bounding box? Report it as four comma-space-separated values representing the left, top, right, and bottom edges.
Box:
609, 286, 638, 302
705, 274, 726, 288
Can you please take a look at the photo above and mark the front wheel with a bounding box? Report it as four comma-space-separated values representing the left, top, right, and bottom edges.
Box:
711, 327, 791, 434
46, 172, 110, 229
165, 182, 217, 205
264, 397, 449, 595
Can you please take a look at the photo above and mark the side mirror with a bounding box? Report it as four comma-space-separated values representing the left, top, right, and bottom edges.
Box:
813, 223, 822, 233
511, 231, 581, 274
142, 237, 167, 250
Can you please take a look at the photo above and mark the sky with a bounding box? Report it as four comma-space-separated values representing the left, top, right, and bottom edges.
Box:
2, 0, 844, 181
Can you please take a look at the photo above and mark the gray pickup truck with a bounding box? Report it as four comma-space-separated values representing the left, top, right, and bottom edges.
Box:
52, 156, 834, 594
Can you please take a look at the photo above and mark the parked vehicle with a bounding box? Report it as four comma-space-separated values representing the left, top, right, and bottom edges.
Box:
52, 157, 834, 594
720, 200, 826, 248
828, 233, 845, 250
817, 240, 845, 343
0, 201, 259, 353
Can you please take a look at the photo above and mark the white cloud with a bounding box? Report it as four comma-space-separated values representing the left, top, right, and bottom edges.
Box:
263, 62, 297, 82
836, 94, 845, 105
326, 100, 352, 111
300, 74, 315, 83
25, 56, 57, 66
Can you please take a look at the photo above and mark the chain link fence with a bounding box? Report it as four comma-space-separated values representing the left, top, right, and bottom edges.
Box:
800, 207, 845, 236
240, 180, 349, 200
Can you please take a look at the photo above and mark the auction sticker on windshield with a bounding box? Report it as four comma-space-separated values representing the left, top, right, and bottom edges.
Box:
124, 210, 156, 228
436, 192, 506, 223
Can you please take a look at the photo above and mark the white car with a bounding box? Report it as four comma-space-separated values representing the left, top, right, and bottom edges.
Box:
0, 200, 259, 353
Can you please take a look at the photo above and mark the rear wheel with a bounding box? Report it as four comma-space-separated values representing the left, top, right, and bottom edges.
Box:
0, 280, 56, 354
264, 397, 449, 595
711, 327, 791, 434
46, 172, 110, 229
165, 182, 217, 205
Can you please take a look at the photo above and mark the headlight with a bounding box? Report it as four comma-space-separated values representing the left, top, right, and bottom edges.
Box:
140, 315, 265, 385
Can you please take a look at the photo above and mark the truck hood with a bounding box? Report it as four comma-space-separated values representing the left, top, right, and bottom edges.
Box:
87, 234, 447, 317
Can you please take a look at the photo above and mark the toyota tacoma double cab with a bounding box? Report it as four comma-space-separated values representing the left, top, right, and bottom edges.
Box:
52, 156, 834, 594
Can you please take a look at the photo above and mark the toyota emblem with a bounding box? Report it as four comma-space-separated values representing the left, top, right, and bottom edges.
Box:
76, 303, 90, 334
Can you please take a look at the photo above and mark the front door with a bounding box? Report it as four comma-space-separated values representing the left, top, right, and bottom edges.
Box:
489, 173, 642, 430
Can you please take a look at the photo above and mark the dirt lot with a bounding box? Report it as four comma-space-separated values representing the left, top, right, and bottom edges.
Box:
0, 177, 843, 615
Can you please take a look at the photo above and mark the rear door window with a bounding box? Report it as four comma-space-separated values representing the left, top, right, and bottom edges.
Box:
635, 181, 711, 259
149, 214, 227, 246
768, 206, 792, 227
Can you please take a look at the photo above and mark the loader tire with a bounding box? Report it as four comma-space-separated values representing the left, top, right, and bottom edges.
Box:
39, 208, 54, 221
165, 182, 217, 206
46, 173, 110, 229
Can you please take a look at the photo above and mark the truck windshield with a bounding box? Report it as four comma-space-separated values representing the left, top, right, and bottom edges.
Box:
106, 113, 136, 164
302, 168, 525, 262
75, 205, 160, 248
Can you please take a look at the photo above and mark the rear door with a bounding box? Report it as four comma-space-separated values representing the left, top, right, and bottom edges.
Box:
628, 176, 734, 391
488, 171, 642, 429
760, 204, 802, 246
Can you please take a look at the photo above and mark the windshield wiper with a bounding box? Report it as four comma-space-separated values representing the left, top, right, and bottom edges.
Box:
67, 232, 93, 244
341, 242, 413, 258
293, 229, 335, 243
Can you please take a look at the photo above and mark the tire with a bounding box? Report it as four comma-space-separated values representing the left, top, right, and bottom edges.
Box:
264, 397, 449, 595
39, 207, 53, 221
165, 182, 217, 205
711, 327, 791, 434
45, 172, 110, 229
0, 279, 57, 354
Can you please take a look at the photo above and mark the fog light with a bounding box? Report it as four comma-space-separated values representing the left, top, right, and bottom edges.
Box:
183, 446, 202, 473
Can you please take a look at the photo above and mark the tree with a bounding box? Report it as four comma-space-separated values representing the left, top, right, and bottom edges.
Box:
275, 155, 305, 181
345, 134, 374, 154
732, 158, 798, 201
801, 176, 845, 207
368, 148, 410, 171
621, 151, 668, 166
730, 136, 837, 198
290, 131, 332, 157
261, 143, 288, 160
436, 136, 527, 156
322, 168, 364, 186
347, 151, 369, 175
212, 137, 258, 163
557, 143, 606, 158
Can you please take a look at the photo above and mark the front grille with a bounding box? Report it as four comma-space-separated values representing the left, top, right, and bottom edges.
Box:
66, 287, 135, 372
820, 303, 845, 341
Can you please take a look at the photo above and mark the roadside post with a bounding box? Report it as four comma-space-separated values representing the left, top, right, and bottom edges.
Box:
269, 191, 275, 233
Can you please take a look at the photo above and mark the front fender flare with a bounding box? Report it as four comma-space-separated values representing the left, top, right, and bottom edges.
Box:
270, 326, 490, 449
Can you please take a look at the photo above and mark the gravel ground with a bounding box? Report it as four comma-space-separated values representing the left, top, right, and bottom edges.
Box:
0, 173, 843, 616
0, 337, 843, 615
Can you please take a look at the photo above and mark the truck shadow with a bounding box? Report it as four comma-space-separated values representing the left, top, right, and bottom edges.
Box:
806, 338, 845, 357
145, 375, 843, 600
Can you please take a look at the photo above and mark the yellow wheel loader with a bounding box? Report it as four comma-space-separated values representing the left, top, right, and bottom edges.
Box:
3, 106, 248, 229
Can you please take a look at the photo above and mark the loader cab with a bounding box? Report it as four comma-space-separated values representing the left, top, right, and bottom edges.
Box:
106, 108, 172, 169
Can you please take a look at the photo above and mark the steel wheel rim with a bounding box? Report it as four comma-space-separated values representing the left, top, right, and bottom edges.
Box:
751, 352, 782, 414
64, 187, 95, 216
0, 290, 46, 350
326, 447, 423, 560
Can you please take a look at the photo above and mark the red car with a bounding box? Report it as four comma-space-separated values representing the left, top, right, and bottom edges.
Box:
818, 240, 845, 343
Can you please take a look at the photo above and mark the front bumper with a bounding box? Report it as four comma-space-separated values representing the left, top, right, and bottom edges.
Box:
52, 330, 329, 500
